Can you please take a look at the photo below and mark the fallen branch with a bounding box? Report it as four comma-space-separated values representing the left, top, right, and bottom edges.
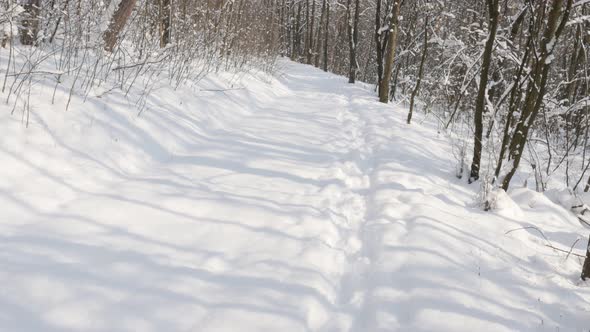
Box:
505, 226, 585, 259
199, 87, 246, 92
578, 216, 590, 228
544, 244, 585, 258
565, 238, 581, 260
505, 226, 551, 245
112, 56, 170, 71
6, 70, 66, 77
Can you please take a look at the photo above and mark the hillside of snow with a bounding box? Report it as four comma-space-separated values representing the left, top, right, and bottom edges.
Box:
1, 60, 589, 331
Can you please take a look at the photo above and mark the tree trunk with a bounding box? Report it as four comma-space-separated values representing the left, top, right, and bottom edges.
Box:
314, 0, 326, 67
582, 234, 590, 280
307, 0, 315, 64
160, 0, 172, 47
565, 25, 585, 105
494, 35, 532, 182
347, 0, 360, 83
304, 0, 310, 62
378, 0, 402, 103
501, 0, 573, 191
407, 17, 428, 125
294, 3, 302, 59
103, 0, 138, 52
19, 0, 40, 46
48, 0, 72, 44
469, 0, 500, 183
322, 1, 329, 71
374, 0, 384, 90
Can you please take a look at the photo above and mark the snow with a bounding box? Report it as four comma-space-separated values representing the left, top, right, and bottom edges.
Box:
1, 60, 589, 331
487, 189, 524, 219
574, 0, 590, 7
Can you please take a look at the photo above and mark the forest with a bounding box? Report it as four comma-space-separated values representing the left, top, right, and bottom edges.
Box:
4, 0, 589, 198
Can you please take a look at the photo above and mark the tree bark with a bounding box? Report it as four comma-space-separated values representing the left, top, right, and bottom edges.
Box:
378, 0, 402, 103
374, 0, 384, 89
314, 0, 326, 67
103, 0, 138, 52
347, 0, 360, 83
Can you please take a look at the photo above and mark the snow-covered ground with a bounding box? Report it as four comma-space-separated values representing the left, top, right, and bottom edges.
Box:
1, 60, 589, 331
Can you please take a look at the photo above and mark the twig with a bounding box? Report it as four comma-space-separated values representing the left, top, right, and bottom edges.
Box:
199, 87, 245, 92
505, 226, 551, 245
506, 226, 586, 259
566, 238, 581, 261
579, 217, 590, 228
112, 57, 170, 71
545, 244, 585, 258
5, 69, 68, 77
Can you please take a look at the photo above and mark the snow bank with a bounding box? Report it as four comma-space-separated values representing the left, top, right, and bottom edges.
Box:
488, 189, 524, 219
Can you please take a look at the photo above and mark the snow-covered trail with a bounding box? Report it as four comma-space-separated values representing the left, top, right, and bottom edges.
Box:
1, 61, 589, 331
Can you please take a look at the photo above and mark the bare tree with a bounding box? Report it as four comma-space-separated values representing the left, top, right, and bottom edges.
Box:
500, 0, 573, 190
407, 16, 428, 124
469, 0, 500, 183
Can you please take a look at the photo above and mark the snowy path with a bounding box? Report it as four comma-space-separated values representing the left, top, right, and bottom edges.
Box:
1, 61, 589, 331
